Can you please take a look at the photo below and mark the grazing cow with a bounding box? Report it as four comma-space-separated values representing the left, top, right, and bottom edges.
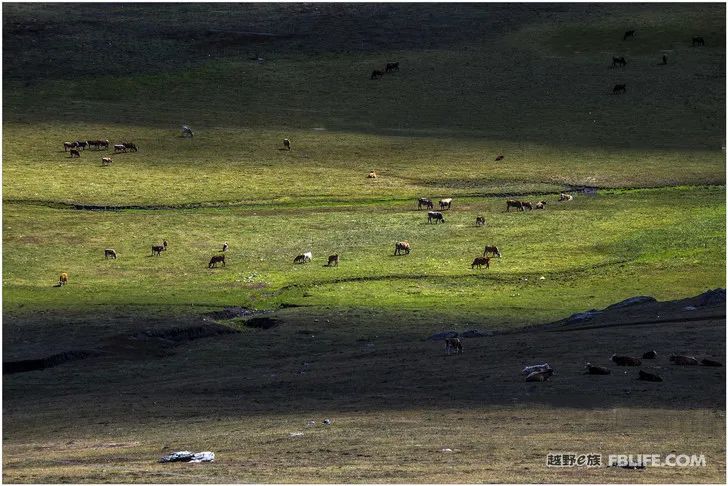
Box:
638, 370, 663, 382
445, 337, 463, 355
623, 30, 635, 40
495, 155, 504, 161
534, 201, 546, 210
428, 211, 445, 224
87, 140, 99, 150
394, 241, 410, 255
439, 198, 452, 210
101, 157, 112, 166
294, 251, 312, 264
114, 144, 127, 153
63, 141, 76, 151
99, 139, 109, 149
613, 83, 626, 94
483, 245, 501, 258
692, 36, 705, 47
163, 240, 168, 250
222, 242, 228, 252
475, 216, 486, 226
104, 248, 117, 259
69, 148, 81, 158
559, 193, 573, 201
75, 140, 88, 150
283, 138, 291, 151
526, 369, 554, 382
209, 255, 225, 268
642, 350, 657, 359
152, 244, 165, 256
611, 56, 627, 67
370, 70, 384, 80
506, 199, 523, 211
123, 142, 138, 152
327, 254, 339, 266
385, 62, 399, 73
670, 355, 698, 365
181, 125, 194, 138
611, 354, 641, 366
471, 257, 490, 269
700, 358, 722, 367
521, 201, 533, 210
418, 198, 434, 210
368, 171, 377, 178
59, 272, 68, 286
585, 363, 611, 375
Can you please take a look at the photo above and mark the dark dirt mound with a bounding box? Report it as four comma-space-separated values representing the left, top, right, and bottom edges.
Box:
136, 323, 239, 342
3, 350, 102, 375
697, 288, 726, 306
244, 317, 281, 329
203, 307, 258, 320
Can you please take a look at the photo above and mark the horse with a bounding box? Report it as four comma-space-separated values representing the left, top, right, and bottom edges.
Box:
394, 241, 410, 255
611, 56, 627, 67
506, 200, 523, 212
471, 257, 490, 269
385, 62, 399, 73
417, 198, 433, 210
483, 246, 501, 258
370, 70, 384, 80
623, 30, 635, 40
613, 84, 626, 94
692, 36, 705, 47
427, 211, 445, 224
209, 255, 226, 268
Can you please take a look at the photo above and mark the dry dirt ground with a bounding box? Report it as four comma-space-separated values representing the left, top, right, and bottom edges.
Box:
2, 293, 725, 482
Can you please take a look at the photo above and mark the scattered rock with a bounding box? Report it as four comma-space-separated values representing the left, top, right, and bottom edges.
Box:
566, 310, 602, 323
697, 288, 726, 306
604, 296, 656, 311
427, 331, 458, 341
461, 329, 492, 338
683, 305, 697, 311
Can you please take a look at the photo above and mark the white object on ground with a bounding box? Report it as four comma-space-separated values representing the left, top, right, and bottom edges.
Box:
160, 451, 215, 463
521, 363, 552, 376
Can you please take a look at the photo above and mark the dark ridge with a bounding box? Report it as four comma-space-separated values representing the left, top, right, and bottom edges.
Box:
134, 323, 239, 342
4, 323, 239, 375
3, 350, 102, 375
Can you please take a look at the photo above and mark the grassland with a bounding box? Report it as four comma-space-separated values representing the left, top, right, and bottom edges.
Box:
2, 2, 726, 483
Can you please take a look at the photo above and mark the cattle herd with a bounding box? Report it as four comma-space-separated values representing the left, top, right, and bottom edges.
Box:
610, 31, 706, 94
62, 139, 138, 166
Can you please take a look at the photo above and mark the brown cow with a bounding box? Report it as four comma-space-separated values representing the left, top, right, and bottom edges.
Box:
445, 337, 463, 355
209, 255, 225, 268
483, 245, 501, 258
58, 272, 68, 286
327, 254, 339, 266
506, 200, 523, 212
471, 257, 490, 269
611, 354, 641, 366
585, 363, 611, 375
394, 241, 410, 255
670, 355, 698, 365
